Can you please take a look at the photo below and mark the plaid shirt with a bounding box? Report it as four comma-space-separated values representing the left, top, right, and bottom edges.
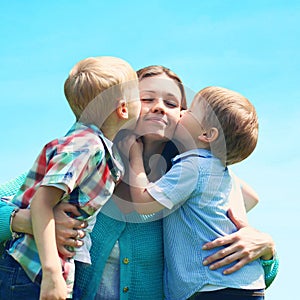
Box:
8, 122, 124, 294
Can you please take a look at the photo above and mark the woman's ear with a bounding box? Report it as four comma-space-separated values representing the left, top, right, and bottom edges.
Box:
116, 100, 128, 119
198, 127, 219, 143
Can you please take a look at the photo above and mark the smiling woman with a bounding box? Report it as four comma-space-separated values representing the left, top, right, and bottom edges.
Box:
135, 66, 187, 142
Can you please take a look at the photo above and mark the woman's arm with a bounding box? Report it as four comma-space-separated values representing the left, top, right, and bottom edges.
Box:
0, 199, 16, 242
0, 173, 28, 242
202, 226, 275, 272
202, 209, 278, 286
238, 177, 260, 212
229, 172, 259, 213
261, 252, 279, 288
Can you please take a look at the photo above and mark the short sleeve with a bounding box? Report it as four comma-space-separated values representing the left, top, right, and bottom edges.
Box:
41, 137, 104, 194
147, 158, 199, 209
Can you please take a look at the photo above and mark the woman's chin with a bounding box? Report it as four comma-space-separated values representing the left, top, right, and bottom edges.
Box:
142, 132, 172, 143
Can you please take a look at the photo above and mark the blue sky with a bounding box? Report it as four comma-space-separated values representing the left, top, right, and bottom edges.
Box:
0, 1, 299, 298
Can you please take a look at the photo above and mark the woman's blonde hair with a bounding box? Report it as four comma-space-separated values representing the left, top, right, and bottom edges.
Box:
196, 86, 259, 165
64, 56, 137, 119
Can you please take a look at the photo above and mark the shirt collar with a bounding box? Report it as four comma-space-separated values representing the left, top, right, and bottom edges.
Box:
67, 122, 113, 148
172, 148, 213, 164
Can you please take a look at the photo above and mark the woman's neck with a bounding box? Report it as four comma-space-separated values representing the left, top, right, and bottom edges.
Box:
142, 138, 167, 181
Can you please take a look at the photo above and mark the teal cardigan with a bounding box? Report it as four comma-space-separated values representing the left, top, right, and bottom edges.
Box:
0, 173, 28, 242
0, 174, 278, 298
74, 211, 164, 299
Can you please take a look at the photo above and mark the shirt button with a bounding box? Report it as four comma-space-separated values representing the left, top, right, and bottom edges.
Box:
123, 257, 129, 264
123, 286, 129, 293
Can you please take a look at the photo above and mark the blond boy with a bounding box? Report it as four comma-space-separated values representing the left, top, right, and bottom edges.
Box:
125, 86, 265, 299
2, 56, 140, 299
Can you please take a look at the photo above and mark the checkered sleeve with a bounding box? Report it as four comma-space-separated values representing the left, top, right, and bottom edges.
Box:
41, 147, 97, 193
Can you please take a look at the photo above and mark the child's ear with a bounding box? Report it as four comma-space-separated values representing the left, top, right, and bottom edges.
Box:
198, 127, 219, 143
116, 100, 128, 119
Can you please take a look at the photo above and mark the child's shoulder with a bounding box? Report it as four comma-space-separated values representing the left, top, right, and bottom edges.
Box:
43, 128, 105, 155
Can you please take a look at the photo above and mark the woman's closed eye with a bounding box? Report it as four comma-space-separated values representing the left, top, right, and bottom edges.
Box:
164, 99, 180, 108
141, 97, 155, 102
141, 97, 179, 108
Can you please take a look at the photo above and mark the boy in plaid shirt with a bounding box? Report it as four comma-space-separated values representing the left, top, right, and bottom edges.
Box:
0, 56, 140, 299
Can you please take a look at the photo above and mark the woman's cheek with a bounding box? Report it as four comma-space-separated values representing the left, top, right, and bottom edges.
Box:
134, 115, 149, 136
166, 116, 180, 139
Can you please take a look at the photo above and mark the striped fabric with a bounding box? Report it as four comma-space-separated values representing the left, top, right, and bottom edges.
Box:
147, 149, 265, 299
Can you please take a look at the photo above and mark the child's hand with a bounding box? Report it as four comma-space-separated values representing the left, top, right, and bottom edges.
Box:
118, 134, 143, 160
40, 271, 67, 300
128, 137, 143, 159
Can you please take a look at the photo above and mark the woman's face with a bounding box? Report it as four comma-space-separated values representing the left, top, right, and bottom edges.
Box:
134, 73, 182, 142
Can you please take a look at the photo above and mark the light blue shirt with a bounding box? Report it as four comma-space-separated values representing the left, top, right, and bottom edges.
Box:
147, 148, 265, 300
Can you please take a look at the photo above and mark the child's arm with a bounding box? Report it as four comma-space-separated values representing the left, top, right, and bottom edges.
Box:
127, 138, 165, 214
119, 134, 197, 215
30, 185, 67, 300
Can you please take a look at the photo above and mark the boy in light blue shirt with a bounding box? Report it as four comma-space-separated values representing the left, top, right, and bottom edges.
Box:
123, 86, 265, 299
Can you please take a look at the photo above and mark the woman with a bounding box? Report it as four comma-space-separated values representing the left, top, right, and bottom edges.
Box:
0, 66, 277, 299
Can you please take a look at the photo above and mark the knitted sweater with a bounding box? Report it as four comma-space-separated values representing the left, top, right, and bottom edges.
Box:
74, 211, 164, 299
0, 173, 28, 243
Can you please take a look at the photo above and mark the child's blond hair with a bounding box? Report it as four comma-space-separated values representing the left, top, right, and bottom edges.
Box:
64, 56, 137, 120
195, 86, 258, 165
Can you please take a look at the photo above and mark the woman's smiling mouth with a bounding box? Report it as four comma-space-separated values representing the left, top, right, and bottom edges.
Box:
145, 116, 168, 125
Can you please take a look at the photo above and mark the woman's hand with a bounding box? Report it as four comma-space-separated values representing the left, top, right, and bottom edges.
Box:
10, 202, 87, 258
53, 202, 87, 258
202, 208, 276, 274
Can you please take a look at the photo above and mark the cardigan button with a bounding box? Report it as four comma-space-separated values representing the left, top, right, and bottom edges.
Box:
123, 257, 129, 264
123, 286, 129, 293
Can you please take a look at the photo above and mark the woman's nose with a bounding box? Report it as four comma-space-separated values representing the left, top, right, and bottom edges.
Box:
151, 98, 165, 114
